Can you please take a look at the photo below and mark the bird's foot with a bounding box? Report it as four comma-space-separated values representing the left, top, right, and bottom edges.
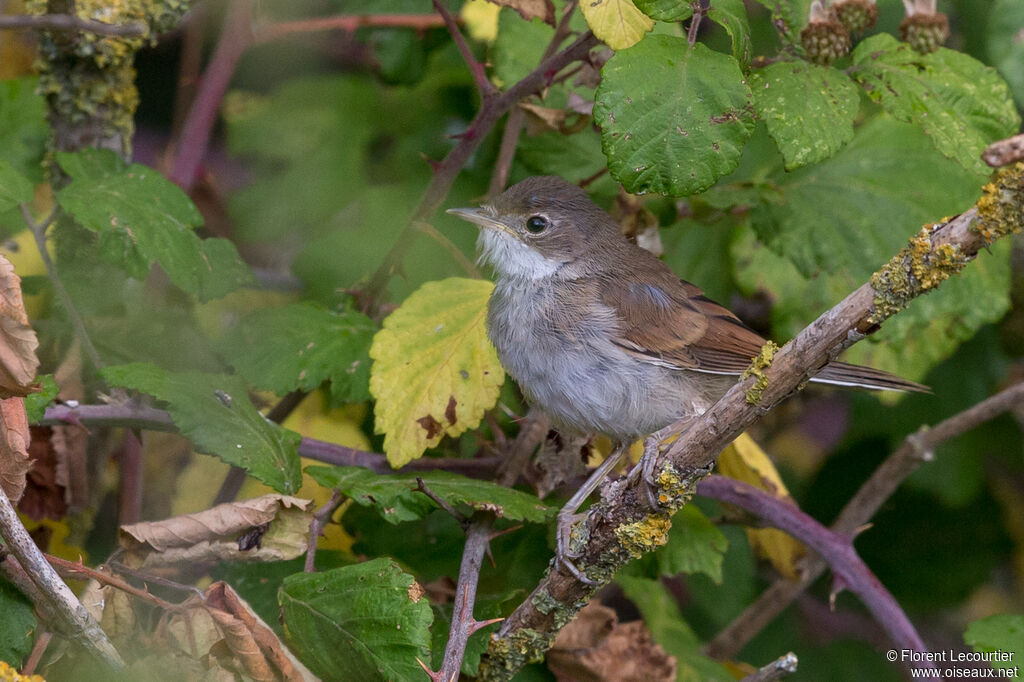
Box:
555, 508, 597, 585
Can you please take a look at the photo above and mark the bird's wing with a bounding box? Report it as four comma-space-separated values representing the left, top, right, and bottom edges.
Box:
599, 274, 767, 375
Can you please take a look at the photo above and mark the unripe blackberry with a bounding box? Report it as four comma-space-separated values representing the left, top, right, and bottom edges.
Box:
899, 11, 949, 53
833, 0, 878, 33
801, 2, 851, 65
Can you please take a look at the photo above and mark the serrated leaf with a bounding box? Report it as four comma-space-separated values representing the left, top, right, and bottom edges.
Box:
751, 62, 859, 170
223, 303, 376, 404
24, 374, 57, 423
369, 278, 504, 468
101, 363, 302, 494
595, 37, 754, 197
964, 614, 1024, 678
751, 116, 985, 279
656, 504, 728, 583
491, 6, 557, 87
55, 149, 254, 302
851, 34, 1021, 176
280, 559, 433, 682
717, 433, 803, 579
0, 579, 35, 665
580, 0, 654, 50
634, 0, 693, 22
307, 465, 551, 524
708, 0, 751, 65
0, 161, 33, 213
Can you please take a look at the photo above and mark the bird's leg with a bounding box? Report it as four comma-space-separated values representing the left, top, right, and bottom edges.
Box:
630, 422, 690, 511
556, 441, 629, 585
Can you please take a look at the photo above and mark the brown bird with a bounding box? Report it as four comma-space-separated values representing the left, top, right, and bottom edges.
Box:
448, 176, 927, 581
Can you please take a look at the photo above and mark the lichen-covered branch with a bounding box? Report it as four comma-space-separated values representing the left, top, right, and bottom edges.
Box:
477, 164, 1024, 680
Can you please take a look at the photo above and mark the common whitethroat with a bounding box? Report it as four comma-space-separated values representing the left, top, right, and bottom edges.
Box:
447, 176, 927, 581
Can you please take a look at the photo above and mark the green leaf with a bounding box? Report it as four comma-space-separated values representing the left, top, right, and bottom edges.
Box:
580, 0, 654, 50
0, 579, 35, 665
988, 0, 1024, 108
370, 278, 505, 468
306, 465, 551, 524
615, 575, 734, 682
751, 62, 859, 170
280, 559, 433, 682
634, 0, 693, 22
656, 505, 728, 583
491, 8, 554, 87
55, 149, 254, 301
964, 614, 1024, 678
24, 374, 58, 423
0, 77, 47, 184
708, 0, 752, 65
101, 363, 302, 494
661, 218, 738, 304
750, 116, 985, 279
0, 160, 33, 213
595, 37, 754, 197
749, 0, 812, 46
851, 34, 1021, 175
223, 302, 376, 404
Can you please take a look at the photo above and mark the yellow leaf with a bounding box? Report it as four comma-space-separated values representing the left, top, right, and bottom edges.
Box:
370, 278, 505, 468
461, 0, 503, 43
718, 432, 804, 579
580, 0, 654, 51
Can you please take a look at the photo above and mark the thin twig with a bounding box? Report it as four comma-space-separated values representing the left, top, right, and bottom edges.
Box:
254, 13, 447, 43
697, 476, 935, 677
688, 0, 709, 46
413, 220, 481, 277
304, 490, 344, 573
40, 403, 502, 478
21, 631, 52, 676
117, 429, 143, 525
21, 205, 103, 369
739, 652, 798, 682
0, 13, 146, 36
432, 0, 495, 99
0, 489, 123, 666
46, 554, 181, 611
168, 0, 255, 191
705, 381, 1024, 660
416, 477, 469, 525
106, 562, 206, 600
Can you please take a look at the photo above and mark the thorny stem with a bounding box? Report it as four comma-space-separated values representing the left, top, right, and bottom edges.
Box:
21, 205, 104, 370
432, 0, 495, 99
705, 380, 1024, 660
688, 0, 709, 46
304, 490, 344, 573
698, 476, 935, 676
169, 0, 255, 191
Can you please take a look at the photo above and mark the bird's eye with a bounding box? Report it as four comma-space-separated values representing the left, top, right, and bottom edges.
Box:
525, 215, 549, 234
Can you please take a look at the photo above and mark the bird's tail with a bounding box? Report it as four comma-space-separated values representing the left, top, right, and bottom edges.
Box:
810, 361, 931, 393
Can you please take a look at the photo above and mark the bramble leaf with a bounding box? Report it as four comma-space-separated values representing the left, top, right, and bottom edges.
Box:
306, 465, 551, 524
851, 34, 1021, 175
751, 62, 859, 170
656, 505, 728, 583
369, 278, 504, 468
223, 302, 376, 404
595, 36, 754, 196
101, 363, 302, 494
580, 0, 654, 50
280, 559, 433, 682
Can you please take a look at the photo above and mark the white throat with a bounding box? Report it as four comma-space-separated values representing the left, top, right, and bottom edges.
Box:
477, 228, 562, 280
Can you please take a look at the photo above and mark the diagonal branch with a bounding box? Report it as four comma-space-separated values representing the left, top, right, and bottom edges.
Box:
697, 476, 935, 676
432, 0, 495, 99
0, 12, 146, 35
705, 379, 1024, 660
477, 163, 1024, 680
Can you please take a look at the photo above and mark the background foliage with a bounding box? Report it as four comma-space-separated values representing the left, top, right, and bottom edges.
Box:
0, 0, 1022, 680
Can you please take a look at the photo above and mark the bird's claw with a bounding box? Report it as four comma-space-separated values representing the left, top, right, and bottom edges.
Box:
556, 510, 598, 584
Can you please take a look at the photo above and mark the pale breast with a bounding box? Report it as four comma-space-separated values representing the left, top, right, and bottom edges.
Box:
487, 276, 727, 440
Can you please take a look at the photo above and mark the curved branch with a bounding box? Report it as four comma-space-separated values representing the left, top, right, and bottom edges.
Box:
0, 13, 146, 36
479, 164, 1024, 680
706, 379, 1024, 659
697, 476, 934, 676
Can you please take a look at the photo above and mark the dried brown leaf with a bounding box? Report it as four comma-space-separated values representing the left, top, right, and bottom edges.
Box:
18, 426, 68, 520
485, 0, 555, 24
549, 601, 676, 682
0, 255, 38, 397
0, 397, 31, 503
119, 494, 313, 568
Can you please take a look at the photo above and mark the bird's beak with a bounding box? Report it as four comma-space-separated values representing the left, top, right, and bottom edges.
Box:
446, 207, 520, 240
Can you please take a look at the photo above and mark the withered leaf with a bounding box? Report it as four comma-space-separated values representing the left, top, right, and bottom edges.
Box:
0, 397, 31, 504
0, 255, 39, 398
485, 0, 555, 24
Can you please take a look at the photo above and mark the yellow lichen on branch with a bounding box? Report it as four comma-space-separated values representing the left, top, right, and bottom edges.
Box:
741, 340, 779, 405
